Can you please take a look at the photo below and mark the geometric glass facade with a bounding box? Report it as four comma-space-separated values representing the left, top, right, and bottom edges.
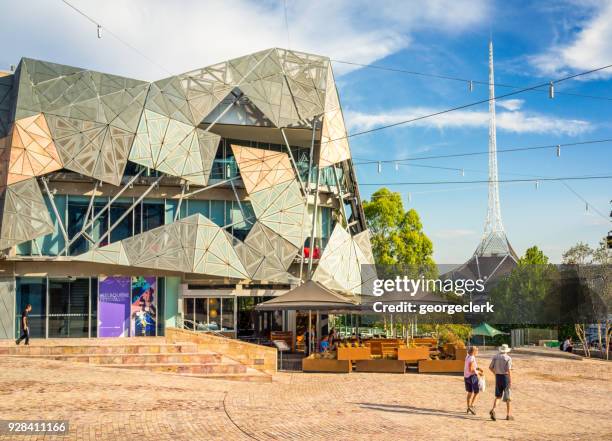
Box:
0, 48, 373, 341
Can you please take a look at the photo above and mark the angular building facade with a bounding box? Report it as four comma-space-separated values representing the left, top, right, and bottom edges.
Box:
0, 49, 373, 343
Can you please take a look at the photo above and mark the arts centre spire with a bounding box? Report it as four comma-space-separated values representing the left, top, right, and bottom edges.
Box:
474, 40, 517, 261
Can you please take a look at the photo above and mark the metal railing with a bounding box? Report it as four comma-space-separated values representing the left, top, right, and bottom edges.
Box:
176, 316, 231, 339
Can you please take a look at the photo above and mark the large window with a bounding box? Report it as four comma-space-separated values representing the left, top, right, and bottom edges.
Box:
47, 278, 90, 338
209, 200, 225, 227
110, 198, 133, 243
92, 199, 109, 247
15, 277, 47, 338
237, 296, 282, 339
221, 298, 235, 332
183, 296, 236, 333
138, 200, 164, 233
68, 197, 90, 256
17, 193, 263, 255
186, 200, 210, 218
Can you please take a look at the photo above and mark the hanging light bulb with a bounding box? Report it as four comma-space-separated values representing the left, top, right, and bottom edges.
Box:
548, 81, 554, 99
535, 180, 539, 190
468, 80, 474, 92
395, 162, 399, 171
556, 145, 561, 157
407, 192, 412, 202
461, 168, 465, 177
377, 161, 382, 174
97, 24, 103, 39
585, 202, 589, 212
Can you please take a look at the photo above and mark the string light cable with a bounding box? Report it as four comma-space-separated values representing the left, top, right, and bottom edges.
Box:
353, 138, 612, 164
331, 59, 612, 102
326, 61, 612, 145
61, 0, 173, 75
359, 174, 612, 186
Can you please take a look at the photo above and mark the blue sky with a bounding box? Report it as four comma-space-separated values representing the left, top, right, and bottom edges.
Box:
1, 0, 610, 262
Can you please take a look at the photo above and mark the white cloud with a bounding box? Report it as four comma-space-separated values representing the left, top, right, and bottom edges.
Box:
497, 99, 524, 111
529, 1, 612, 79
0, 0, 490, 80
345, 106, 593, 136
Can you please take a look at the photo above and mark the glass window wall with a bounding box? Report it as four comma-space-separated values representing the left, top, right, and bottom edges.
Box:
183, 296, 236, 333
14, 276, 165, 339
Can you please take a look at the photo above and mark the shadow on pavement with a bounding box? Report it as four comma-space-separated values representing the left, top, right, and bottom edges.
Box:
357, 402, 480, 420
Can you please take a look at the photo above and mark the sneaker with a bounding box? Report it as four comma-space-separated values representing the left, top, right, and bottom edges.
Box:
506, 416, 514, 421
490, 410, 496, 421
15, 339, 19, 345
468, 407, 476, 415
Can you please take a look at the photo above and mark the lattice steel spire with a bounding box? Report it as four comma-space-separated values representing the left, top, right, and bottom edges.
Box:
475, 40, 516, 258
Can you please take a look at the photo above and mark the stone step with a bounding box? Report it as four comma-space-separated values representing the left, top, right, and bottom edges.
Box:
177, 372, 273, 383
0, 343, 198, 356
0, 352, 221, 365
100, 362, 248, 375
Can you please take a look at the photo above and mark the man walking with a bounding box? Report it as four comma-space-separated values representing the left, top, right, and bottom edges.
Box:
489, 343, 513, 421
15, 304, 32, 346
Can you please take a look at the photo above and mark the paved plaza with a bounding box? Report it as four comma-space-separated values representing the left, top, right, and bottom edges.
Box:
0, 351, 610, 440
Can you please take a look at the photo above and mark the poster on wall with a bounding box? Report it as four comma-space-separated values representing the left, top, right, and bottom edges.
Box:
98, 276, 131, 337
130, 277, 157, 337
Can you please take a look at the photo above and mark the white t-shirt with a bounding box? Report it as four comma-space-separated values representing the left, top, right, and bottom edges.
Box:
464, 354, 477, 378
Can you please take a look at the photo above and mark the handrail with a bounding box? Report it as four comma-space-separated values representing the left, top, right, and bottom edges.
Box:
177, 317, 231, 339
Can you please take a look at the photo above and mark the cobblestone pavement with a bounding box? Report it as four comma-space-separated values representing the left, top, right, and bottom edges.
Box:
0, 351, 610, 440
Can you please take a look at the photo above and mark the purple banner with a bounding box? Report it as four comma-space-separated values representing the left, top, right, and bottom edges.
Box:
130, 277, 157, 337
98, 276, 131, 337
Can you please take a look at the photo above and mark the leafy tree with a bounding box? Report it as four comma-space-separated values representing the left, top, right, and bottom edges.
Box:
592, 239, 611, 265
562, 242, 593, 265
560, 240, 611, 358
519, 245, 549, 265
363, 188, 434, 267
488, 246, 556, 325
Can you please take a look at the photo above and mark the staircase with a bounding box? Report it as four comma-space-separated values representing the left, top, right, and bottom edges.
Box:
0, 337, 271, 382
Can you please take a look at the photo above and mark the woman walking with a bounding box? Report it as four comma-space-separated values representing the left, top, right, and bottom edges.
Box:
464, 346, 482, 414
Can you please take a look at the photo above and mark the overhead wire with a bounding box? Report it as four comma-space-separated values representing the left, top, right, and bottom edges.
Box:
61, 0, 612, 146
328, 62, 612, 144
352, 138, 612, 164
61, 0, 173, 75
57, 0, 610, 222
331, 59, 612, 102
358, 174, 612, 186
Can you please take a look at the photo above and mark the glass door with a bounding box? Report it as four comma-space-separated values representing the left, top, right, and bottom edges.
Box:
48, 278, 90, 338
15, 278, 46, 338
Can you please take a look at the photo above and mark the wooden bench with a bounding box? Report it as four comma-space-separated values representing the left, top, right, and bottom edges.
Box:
398, 346, 430, 362
355, 359, 406, 373
302, 357, 352, 373
337, 346, 371, 361
412, 337, 438, 347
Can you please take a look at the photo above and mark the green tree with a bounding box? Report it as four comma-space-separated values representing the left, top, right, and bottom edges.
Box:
562, 242, 593, 265
363, 188, 434, 267
488, 246, 556, 325
559, 241, 610, 358
519, 245, 549, 265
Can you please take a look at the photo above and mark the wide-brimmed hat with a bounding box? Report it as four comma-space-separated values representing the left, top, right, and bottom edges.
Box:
498, 344, 511, 353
